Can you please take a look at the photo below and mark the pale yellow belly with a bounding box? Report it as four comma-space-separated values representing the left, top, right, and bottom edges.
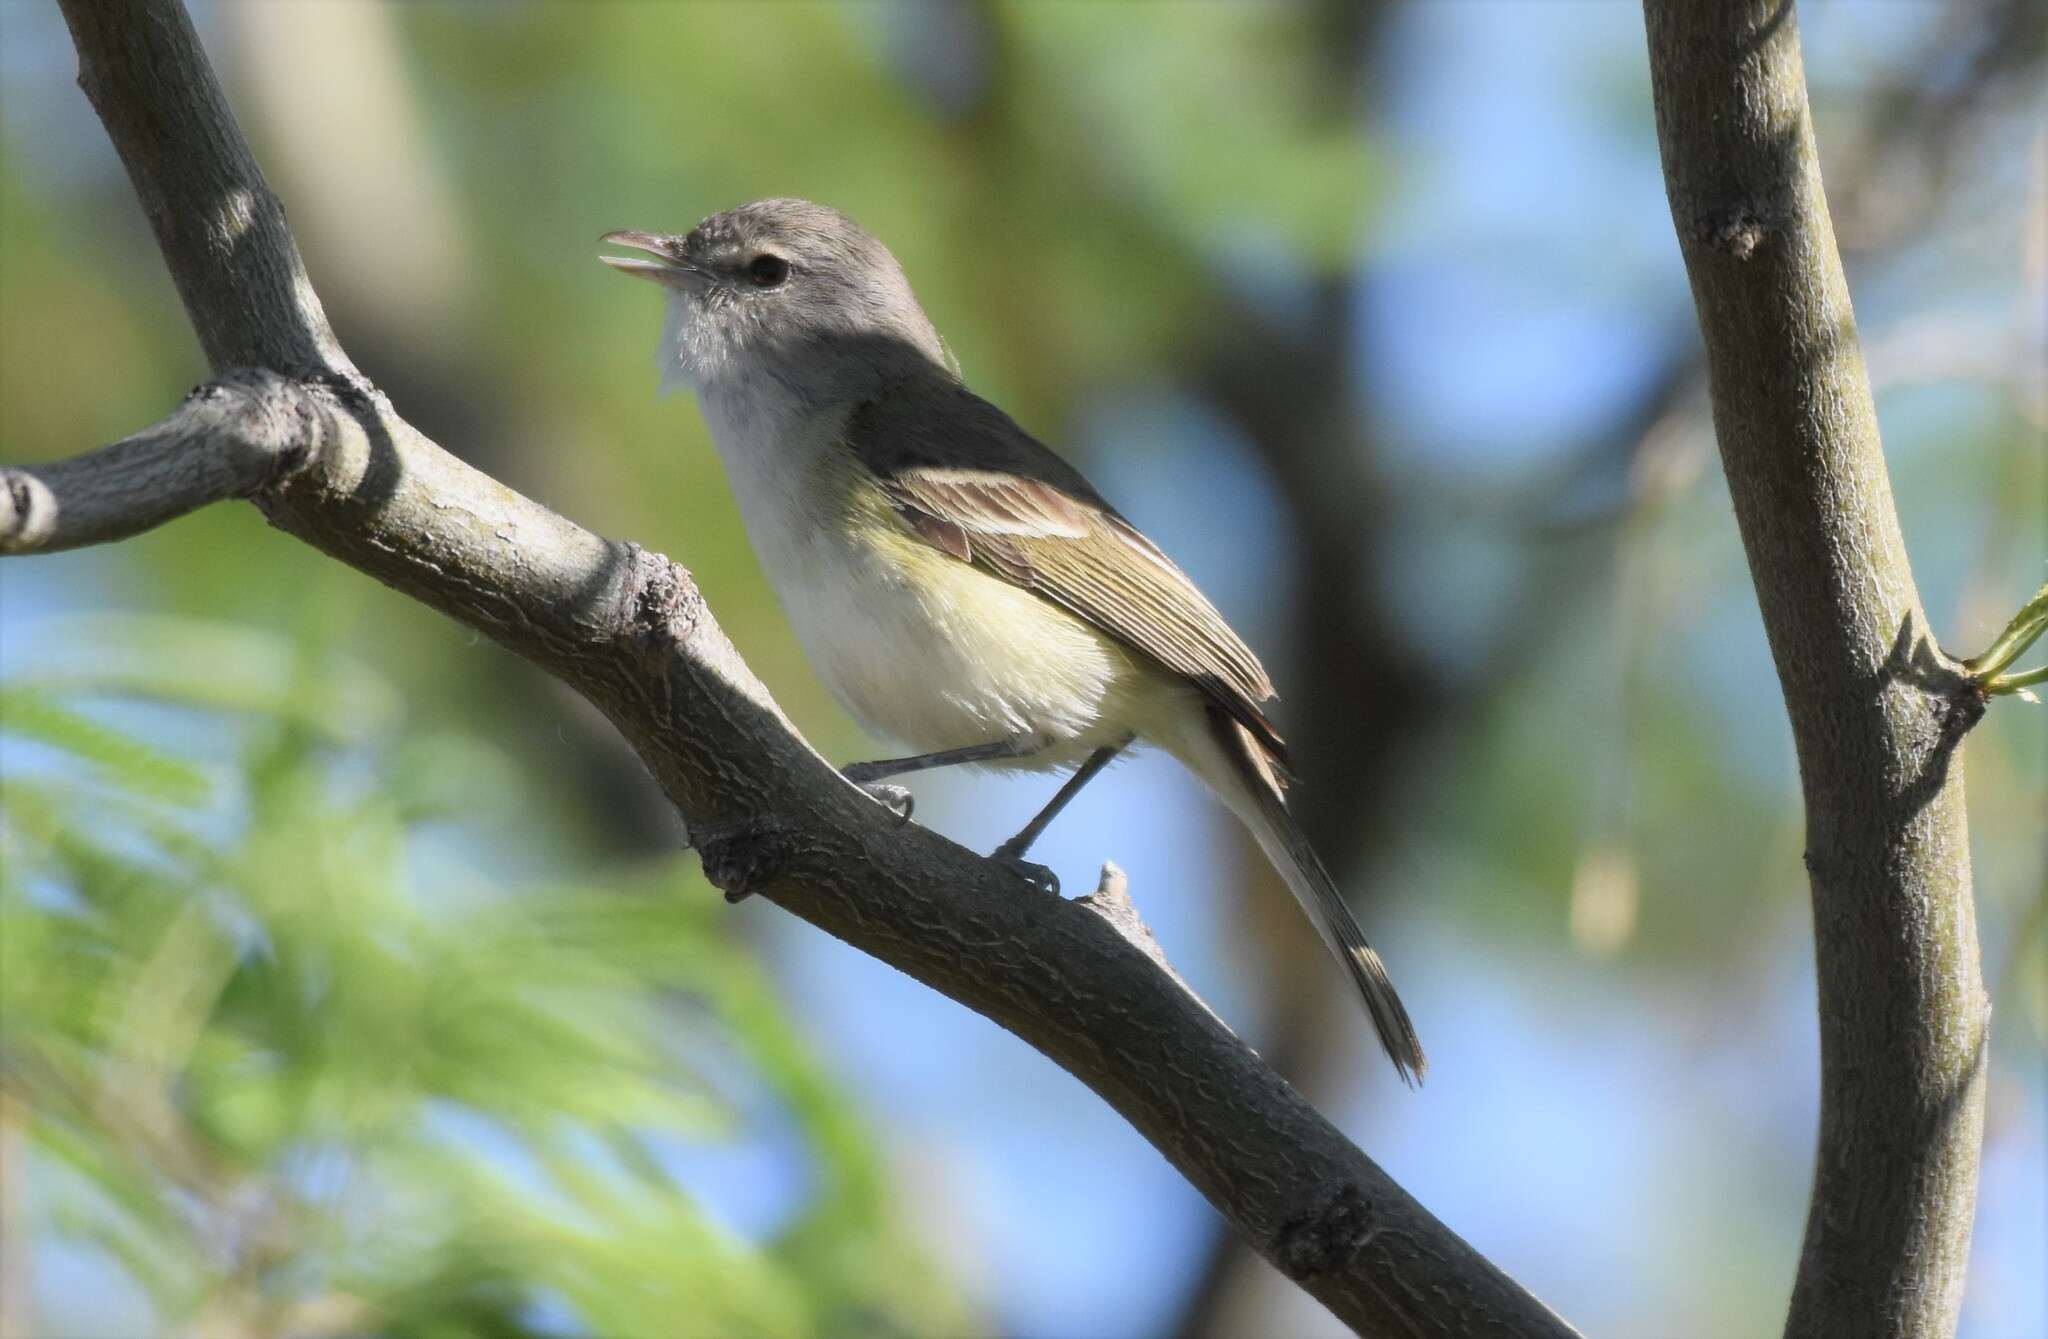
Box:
776, 522, 1181, 771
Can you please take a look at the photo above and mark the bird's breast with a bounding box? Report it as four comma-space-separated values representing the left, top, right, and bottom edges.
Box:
785, 504, 1154, 762
696, 386, 1158, 764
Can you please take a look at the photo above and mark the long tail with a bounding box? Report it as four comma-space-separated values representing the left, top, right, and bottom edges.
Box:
1201, 711, 1427, 1085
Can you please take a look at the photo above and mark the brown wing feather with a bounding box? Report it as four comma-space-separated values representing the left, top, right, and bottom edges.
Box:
846, 383, 1288, 765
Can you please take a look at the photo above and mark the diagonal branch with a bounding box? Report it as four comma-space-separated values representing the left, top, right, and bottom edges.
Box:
0, 0, 1581, 1332
1643, 3, 1989, 1336
0, 374, 1575, 1339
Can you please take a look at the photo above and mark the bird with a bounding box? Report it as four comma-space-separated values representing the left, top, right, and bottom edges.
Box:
602, 198, 1425, 1082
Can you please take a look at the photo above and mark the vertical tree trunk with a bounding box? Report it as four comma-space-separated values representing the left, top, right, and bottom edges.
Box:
1642, 3, 1989, 1336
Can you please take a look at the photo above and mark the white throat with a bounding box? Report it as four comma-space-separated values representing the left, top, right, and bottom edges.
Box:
680, 350, 854, 606
656, 290, 868, 547
655, 293, 711, 397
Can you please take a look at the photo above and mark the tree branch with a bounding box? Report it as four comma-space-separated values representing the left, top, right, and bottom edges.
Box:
1643, 4, 1989, 1336
0, 371, 319, 554
3, 0, 1581, 1331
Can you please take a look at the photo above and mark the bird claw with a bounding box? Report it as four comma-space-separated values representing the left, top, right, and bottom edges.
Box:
991, 847, 1059, 896
856, 780, 915, 824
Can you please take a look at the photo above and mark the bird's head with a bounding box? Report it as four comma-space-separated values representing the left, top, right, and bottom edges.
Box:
602, 198, 948, 400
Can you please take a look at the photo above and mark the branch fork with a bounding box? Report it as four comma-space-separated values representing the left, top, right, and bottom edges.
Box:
1962, 580, 2048, 699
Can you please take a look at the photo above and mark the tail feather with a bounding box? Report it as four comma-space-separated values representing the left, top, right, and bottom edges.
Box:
1208, 714, 1427, 1085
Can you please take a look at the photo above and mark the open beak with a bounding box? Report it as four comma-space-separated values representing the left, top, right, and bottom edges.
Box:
600, 230, 703, 286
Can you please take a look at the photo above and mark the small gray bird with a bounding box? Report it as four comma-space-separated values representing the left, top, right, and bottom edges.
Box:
603, 199, 1425, 1082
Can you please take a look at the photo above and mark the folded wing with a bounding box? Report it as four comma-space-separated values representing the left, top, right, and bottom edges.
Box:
845, 379, 1287, 765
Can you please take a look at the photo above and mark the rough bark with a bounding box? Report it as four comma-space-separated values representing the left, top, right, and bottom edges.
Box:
0, 0, 1583, 1333
1642, 3, 1989, 1336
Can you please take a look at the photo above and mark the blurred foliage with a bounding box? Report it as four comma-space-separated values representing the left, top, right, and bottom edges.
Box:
0, 617, 970, 1337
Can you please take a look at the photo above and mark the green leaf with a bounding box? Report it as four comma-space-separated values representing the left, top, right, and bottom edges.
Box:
0, 687, 209, 803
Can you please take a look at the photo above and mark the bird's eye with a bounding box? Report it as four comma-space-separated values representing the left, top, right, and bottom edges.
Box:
747, 254, 790, 288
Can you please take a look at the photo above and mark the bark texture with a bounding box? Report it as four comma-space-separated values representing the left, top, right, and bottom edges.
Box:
1642, 4, 1989, 1336
0, 0, 1589, 1333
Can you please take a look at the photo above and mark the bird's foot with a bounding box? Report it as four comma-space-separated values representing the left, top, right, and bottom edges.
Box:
843, 773, 915, 824
990, 840, 1059, 896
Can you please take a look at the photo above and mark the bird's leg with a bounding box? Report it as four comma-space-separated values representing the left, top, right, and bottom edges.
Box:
841, 737, 1043, 822
842, 737, 1038, 782
990, 736, 1131, 895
